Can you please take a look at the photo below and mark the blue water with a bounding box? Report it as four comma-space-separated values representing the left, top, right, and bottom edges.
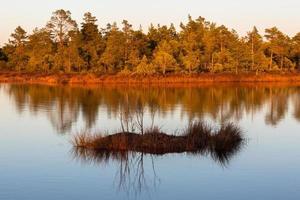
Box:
0, 84, 300, 200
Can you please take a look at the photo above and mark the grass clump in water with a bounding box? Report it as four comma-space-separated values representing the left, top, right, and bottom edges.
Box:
72, 121, 244, 157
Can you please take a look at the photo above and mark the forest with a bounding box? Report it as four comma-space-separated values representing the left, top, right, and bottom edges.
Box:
0, 9, 299, 75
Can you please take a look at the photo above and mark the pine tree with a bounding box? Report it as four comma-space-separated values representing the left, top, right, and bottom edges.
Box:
179, 16, 206, 73
246, 27, 265, 71
153, 40, 177, 74
80, 12, 104, 71
203, 23, 218, 70
47, 9, 77, 72
265, 27, 291, 70
100, 23, 126, 72
136, 55, 155, 75
212, 26, 239, 72
122, 20, 133, 69
46, 9, 77, 45
27, 28, 54, 72
291, 33, 300, 70
6, 26, 28, 71
66, 30, 85, 72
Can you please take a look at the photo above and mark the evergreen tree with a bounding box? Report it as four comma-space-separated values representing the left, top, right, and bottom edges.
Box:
66, 30, 85, 72
265, 27, 292, 70
153, 40, 177, 74
212, 26, 239, 72
122, 20, 133, 69
230, 37, 249, 74
246, 27, 266, 71
135, 55, 155, 75
27, 28, 54, 72
147, 24, 179, 56
291, 33, 300, 70
47, 9, 77, 72
100, 23, 126, 72
6, 26, 28, 71
125, 27, 149, 69
203, 23, 218, 70
80, 12, 104, 71
46, 9, 77, 45
179, 16, 208, 73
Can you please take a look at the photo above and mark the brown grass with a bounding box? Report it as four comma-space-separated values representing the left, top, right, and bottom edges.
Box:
1, 71, 300, 85
72, 121, 244, 157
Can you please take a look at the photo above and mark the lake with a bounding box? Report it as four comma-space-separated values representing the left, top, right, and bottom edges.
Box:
0, 83, 300, 200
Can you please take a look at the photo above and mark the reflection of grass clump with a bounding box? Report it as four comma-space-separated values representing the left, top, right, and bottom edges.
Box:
72, 121, 244, 159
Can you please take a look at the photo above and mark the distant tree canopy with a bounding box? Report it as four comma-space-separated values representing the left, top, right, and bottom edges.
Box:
1, 9, 300, 74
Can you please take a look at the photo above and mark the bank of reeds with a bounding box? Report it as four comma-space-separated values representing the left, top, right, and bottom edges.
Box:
2, 71, 300, 85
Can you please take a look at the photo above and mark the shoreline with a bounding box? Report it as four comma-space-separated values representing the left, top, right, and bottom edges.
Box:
1, 71, 300, 85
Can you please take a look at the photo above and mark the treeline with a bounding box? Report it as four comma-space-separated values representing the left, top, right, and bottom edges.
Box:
0, 9, 299, 74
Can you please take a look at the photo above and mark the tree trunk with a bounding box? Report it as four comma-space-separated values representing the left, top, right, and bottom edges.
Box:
211, 54, 214, 72
251, 36, 254, 71
67, 48, 71, 72
269, 51, 273, 70
220, 40, 223, 53
59, 25, 63, 47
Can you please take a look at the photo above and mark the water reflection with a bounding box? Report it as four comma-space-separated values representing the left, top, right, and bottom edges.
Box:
72, 150, 158, 197
2, 83, 300, 199
70, 102, 246, 198
72, 130, 245, 197
4, 84, 300, 133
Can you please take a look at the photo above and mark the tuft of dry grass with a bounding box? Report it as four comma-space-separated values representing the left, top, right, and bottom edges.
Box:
72, 133, 104, 148
209, 123, 244, 165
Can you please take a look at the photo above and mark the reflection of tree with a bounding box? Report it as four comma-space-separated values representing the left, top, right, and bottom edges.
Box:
265, 88, 288, 126
80, 89, 101, 129
114, 152, 158, 197
72, 149, 160, 198
6, 84, 300, 133
293, 93, 300, 121
7, 84, 28, 114
48, 101, 79, 133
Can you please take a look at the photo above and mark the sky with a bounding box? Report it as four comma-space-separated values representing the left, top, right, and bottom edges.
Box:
0, 0, 300, 46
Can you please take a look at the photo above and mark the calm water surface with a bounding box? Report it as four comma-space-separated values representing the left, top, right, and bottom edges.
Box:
0, 83, 300, 200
